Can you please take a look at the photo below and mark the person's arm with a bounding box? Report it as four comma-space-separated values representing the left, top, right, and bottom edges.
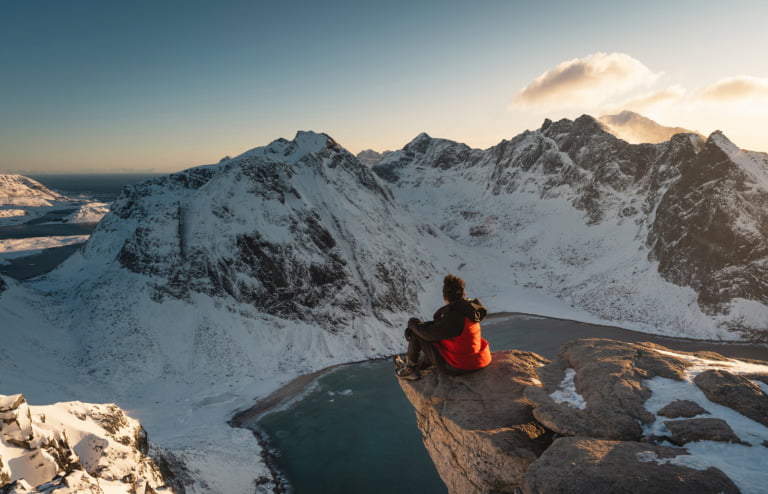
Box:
409, 309, 464, 341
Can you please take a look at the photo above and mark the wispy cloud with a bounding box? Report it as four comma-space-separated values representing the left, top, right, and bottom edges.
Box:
510, 52, 660, 109
617, 85, 686, 112
697, 76, 768, 101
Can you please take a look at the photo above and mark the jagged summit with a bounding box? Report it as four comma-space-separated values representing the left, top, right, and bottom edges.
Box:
237, 130, 343, 165
598, 111, 704, 146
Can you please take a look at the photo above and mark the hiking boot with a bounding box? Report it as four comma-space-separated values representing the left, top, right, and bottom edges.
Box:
396, 365, 421, 381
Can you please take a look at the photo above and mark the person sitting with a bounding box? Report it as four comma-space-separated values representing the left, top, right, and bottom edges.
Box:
396, 274, 492, 380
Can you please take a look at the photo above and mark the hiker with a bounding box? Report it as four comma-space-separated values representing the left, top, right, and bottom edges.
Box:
395, 274, 492, 380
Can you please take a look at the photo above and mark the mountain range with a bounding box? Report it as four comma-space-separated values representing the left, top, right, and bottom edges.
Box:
2, 112, 767, 492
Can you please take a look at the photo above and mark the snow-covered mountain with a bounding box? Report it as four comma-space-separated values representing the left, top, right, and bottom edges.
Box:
599, 111, 704, 147
17, 131, 449, 492
5, 120, 768, 492
0, 175, 66, 207
373, 115, 768, 338
0, 174, 109, 226
356, 149, 393, 167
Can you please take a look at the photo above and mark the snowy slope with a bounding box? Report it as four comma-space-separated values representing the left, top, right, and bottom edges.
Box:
17, 131, 452, 492
373, 115, 768, 340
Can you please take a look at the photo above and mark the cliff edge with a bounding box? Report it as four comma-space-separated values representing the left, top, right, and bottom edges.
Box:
398, 339, 768, 493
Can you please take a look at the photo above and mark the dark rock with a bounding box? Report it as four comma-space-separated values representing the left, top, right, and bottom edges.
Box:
525, 339, 689, 440
695, 369, 768, 427
663, 418, 743, 446
649, 132, 768, 312
398, 350, 553, 493
521, 437, 739, 494
0, 394, 33, 449
657, 400, 710, 418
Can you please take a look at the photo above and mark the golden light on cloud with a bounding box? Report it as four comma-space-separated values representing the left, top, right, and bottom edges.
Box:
510, 52, 660, 109
618, 85, 686, 112
698, 76, 768, 101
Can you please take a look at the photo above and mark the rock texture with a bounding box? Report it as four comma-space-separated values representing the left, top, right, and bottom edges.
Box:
657, 399, 709, 418
694, 369, 768, 427
663, 418, 743, 446
373, 116, 768, 337
399, 339, 768, 493
397, 350, 552, 493
521, 437, 738, 494
524, 339, 689, 440
0, 394, 170, 493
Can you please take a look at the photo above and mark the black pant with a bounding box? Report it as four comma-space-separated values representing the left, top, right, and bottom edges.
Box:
406, 334, 475, 377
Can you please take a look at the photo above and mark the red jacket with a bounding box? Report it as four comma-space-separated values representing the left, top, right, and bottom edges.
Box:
433, 317, 492, 370
412, 298, 492, 371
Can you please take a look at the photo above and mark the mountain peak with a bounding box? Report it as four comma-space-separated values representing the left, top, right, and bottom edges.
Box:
404, 132, 434, 154
238, 130, 343, 165
598, 111, 702, 145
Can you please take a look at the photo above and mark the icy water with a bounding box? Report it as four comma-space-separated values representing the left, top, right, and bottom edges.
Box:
253, 314, 768, 494
27, 173, 162, 203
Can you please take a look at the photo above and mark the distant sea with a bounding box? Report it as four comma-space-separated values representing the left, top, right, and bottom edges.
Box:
27, 173, 164, 202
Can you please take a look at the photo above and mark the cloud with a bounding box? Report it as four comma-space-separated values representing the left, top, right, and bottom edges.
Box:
618, 85, 686, 112
511, 52, 660, 108
697, 76, 768, 101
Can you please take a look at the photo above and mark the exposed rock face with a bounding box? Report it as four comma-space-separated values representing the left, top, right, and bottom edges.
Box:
663, 418, 743, 446
649, 132, 768, 312
373, 118, 768, 336
397, 350, 552, 493
524, 339, 689, 440
77, 131, 438, 331
399, 339, 768, 493
694, 369, 768, 427
521, 437, 738, 494
657, 399, 709, 418
0, 394, 170, 493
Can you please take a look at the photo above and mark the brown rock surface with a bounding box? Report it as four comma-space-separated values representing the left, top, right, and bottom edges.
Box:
664, 418, 743, 446
524, 339, 689, 440
521, 437, 739, 494
657, 399, 709, 418
398, 349, 552, 493
695, 369, 768, 427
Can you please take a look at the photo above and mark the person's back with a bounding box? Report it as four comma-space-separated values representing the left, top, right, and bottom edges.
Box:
396, 275, 492, 380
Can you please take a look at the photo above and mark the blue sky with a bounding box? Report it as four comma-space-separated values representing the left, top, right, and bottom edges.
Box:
2, 0, 767, 172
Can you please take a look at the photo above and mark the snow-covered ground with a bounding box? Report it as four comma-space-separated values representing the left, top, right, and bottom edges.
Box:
643, 351, 768, 494
0, 236, 89, 265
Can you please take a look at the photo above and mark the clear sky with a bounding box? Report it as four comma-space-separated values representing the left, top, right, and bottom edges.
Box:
2, 0, 767, 173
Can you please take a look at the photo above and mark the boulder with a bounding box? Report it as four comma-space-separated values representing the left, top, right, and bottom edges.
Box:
663, 418, 743, 446
0, 394, 33, 449
521, 437, 739, 494
0, 394, 169, 493
398, 350, 552, 493
694, 369, 768, 427
524, 339, 689, 440
657, 400, 709, 418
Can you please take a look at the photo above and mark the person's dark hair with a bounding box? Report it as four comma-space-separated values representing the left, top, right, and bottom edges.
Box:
442, 274, 465, 302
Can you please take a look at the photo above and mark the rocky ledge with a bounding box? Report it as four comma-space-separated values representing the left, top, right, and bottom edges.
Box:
398, 339, 768, 493
0, 394, 172, 494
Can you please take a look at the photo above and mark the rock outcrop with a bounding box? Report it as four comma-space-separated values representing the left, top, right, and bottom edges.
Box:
397, 350, 552, 493
399, 339, 768, 493
0, 394, 171, 493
